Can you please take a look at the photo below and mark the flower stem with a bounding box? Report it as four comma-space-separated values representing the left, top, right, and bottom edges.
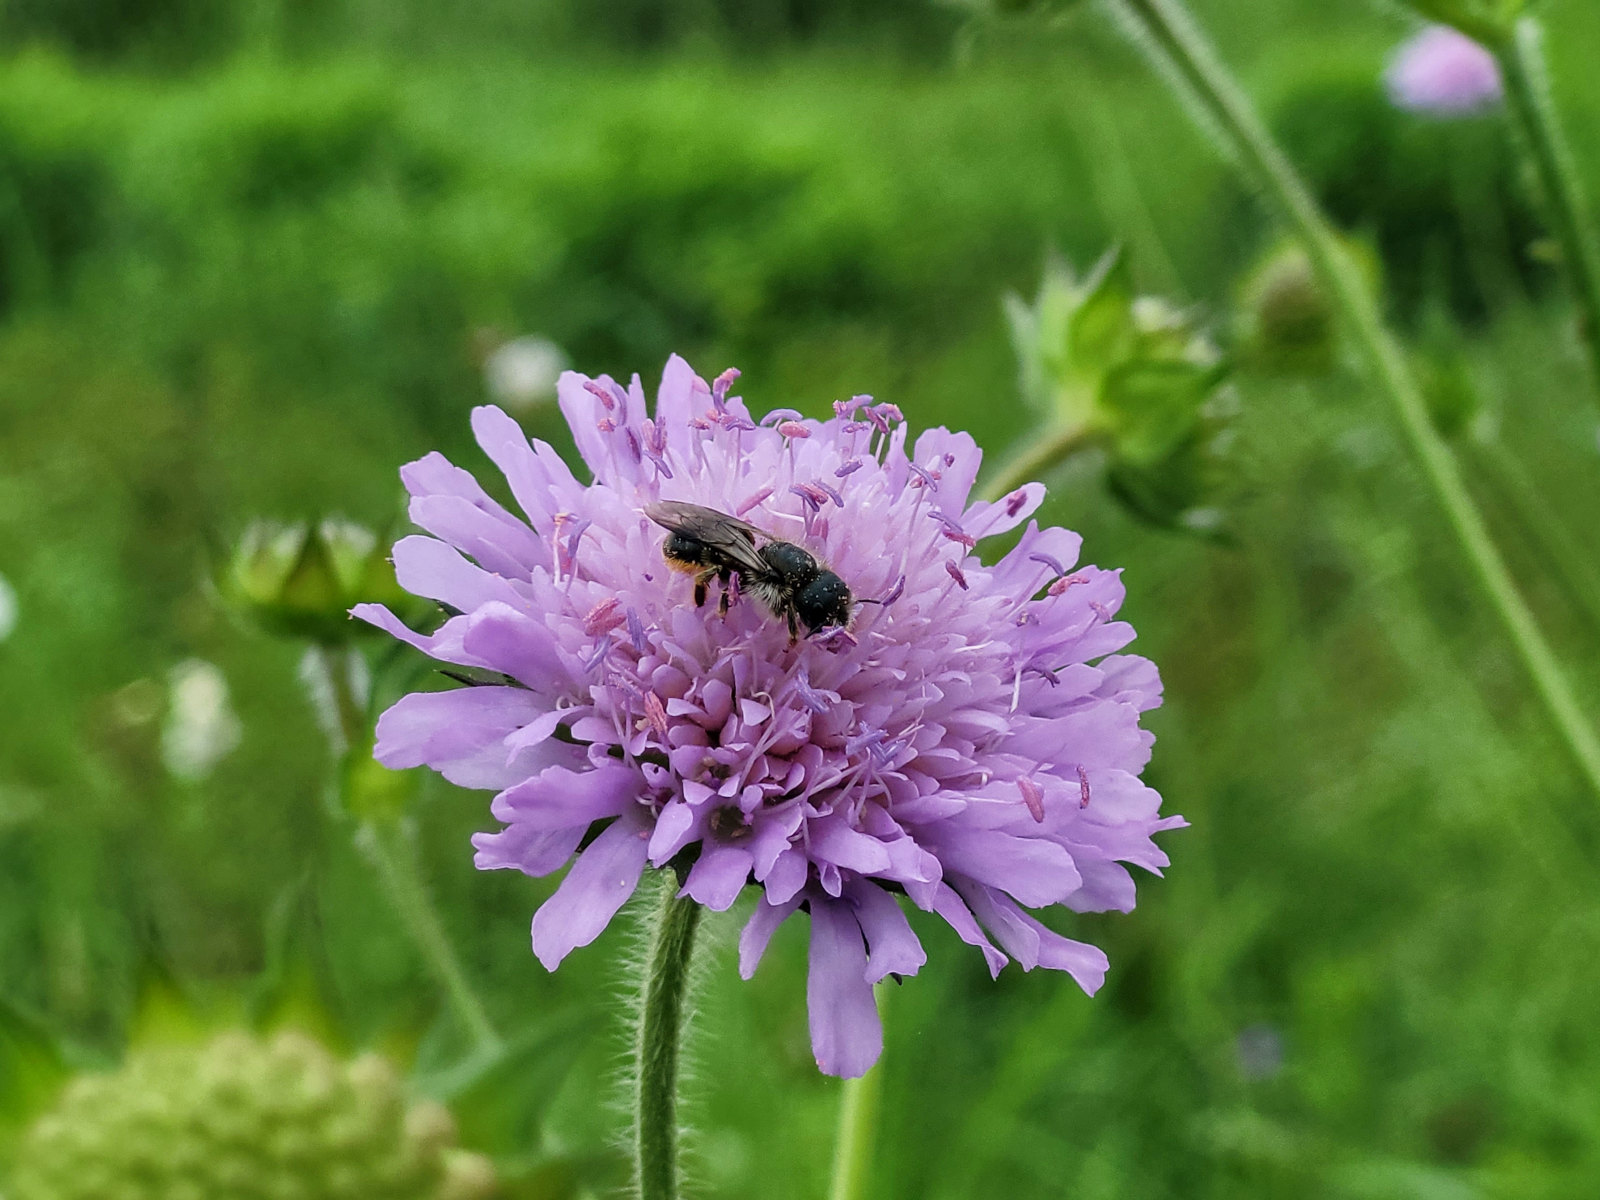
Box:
980, 423, 1100, 504
1106, 0, 1600, 801
1495, 17, 1600, 401
316, 647, 502, 1058
1467, 434, 1600, 641
635, 876, 703, 1200
357, 815, 503, 1057
827, 984, 888, 1200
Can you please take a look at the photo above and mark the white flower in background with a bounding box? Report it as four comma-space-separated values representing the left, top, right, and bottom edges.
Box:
161, 659, 242, 781
0, 572, 17, 642
484, 335, 568, 412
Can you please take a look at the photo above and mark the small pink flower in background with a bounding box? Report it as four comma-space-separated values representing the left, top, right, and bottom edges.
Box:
356, 356, 1182, 1077
1386, 25, 1502, 116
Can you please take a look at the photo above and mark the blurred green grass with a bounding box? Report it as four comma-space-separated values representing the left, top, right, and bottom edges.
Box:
5, 1, 1600, 1197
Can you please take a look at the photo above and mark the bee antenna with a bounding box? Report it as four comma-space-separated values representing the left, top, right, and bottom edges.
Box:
861, 575, 905, 607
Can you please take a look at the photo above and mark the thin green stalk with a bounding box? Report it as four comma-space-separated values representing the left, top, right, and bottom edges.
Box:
635, 877, 703, 1200
1468, 435, 1600, 640
980, 424, 1100, 504
1107, 0, 1600, 801
828, 985, 888, 1200
318, 647, 502, 1057
1495, 17, 1600, 399
357, 816, 503, 1056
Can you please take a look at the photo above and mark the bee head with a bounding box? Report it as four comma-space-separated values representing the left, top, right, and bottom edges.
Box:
796, 571, 853, 634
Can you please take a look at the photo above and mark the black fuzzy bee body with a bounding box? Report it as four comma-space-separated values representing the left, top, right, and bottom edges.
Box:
645, 501, 854, 641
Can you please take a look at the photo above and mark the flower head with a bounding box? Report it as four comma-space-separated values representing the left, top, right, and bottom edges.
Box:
484, 334, 569, 412
9, 1030, 495, 1200
358, 356, 1182, 1077
1386, 25, 1502, 116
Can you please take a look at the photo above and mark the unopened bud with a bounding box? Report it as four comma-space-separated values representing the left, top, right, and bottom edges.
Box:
221, 518, 422, 645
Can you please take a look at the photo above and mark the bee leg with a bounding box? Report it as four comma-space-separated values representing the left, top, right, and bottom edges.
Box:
787, 608, 800, 645
717, 567, 733, 617
693, 571, 713, 608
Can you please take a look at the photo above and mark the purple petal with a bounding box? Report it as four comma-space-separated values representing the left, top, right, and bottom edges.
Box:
931, 882, 1007, 978
762, 847, 811, 904
647, 797, 701, 864
470, 405, 580, 529
373, 688, 542, 789
923, 829, 1081, 908
408, 494, 544, 577
391, 535, 525, 613
966, 887, 1108, 993
809, 817, 892, 876
807, 900, 882, 1078
654, 354, 700, 431
530, 805, 651, 970
489, 762, 640, 831
681, 843, 753, 911
472, 823, 586, 877
458, 602, 569, 691
849, 885, 926, 983
962, 482, 1045, 541
739, 893, 803, 978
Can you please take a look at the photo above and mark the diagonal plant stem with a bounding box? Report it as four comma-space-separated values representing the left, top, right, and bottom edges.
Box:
1494, 16, 1600, 401
1105, 0, 1600, 802
318, 647, 502, 1057
356, 815, 503, 1057
981, 424, 1100, 504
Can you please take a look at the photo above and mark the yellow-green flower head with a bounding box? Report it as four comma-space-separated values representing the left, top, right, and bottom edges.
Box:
1237, 241, 1334, 374
8, 1031, 497, 1200
221, 518, 425, 645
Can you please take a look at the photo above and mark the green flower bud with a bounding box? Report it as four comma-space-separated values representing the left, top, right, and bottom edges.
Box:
1237, 240, 1336, 374
9, 1031, 499, 1200
1006, 248, 1236, 529
220, 518, 425, 645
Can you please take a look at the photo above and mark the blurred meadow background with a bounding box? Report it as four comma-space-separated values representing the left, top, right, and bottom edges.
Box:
5, 0, 1600, 1196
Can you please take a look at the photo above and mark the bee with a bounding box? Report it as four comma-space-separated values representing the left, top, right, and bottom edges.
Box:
644, 500, 854, 642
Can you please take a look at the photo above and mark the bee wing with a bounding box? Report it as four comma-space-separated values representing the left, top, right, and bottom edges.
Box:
644, 501, 770, 575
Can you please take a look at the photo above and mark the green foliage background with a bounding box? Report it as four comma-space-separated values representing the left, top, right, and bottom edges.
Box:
4, 0, 1600, 1196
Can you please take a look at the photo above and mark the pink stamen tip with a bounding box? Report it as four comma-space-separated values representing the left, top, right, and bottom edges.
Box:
1077, 764, 1092, 808
945, 561, 969, 590
777, 420, 811, 439
1017, 776, 1046, 823
583, 598, 626, 637
1049, 573, 1089, 596
644, 692, 670, 741
736, 487, 774, 516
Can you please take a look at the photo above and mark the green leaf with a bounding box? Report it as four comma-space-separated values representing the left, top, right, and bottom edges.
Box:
1066, 245, 1135, 378
424, 1008, 596, 1157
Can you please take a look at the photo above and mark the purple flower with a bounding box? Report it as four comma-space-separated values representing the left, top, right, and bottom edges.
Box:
356, 356, 1182, 1078
1386, 25, 1502, 116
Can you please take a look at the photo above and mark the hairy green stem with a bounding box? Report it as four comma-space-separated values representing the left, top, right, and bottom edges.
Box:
980, 424, 1100, 504
1107, 0, 1600, 800
357, 816, 503, 1056
1496, 17, 1600, 399
635, 878, 703, 1200
827, 985, 888, 1200
317, 647, 502, 1056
